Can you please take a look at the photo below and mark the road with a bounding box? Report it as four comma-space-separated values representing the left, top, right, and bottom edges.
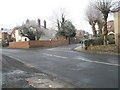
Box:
2, 55, 73, 88
1, 44, 119, 88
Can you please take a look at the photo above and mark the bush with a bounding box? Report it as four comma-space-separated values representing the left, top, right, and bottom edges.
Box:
84, 35, 104, 47
2, 40, 9, 47
107, 34, 115, 44
8, 39, 14, 42
84, 39, 93, 47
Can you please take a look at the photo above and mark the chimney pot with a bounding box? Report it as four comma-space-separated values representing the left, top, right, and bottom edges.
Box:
38, 19, 41, 27
44, 20, 46, 29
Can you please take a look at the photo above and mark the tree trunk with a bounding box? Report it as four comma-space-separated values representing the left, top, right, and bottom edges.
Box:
57, 19, 61, 31
97, 22, 102, 34
103, 13, 108, 45
92, 23, 97, 37
104, 35, 107, 45
68, 37, 70, 44
102, 22, 108, 45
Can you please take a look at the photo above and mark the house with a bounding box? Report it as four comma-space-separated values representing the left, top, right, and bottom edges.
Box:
0, 28, 12, 41
11, 19, 57, 42
101, 20, 115, 35
107, 20, 114, 35
98, 20, 115, 44
75, 30, 91, 40
84, 32, 90, 39
10, 29, 16, 41
0, 28, 13, 46
14, 29, 29, 42
75, 30, 85, 38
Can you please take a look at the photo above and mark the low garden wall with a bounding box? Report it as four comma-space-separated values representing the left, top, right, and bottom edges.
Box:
9, 40, 69, 48
9, 41, 30, 48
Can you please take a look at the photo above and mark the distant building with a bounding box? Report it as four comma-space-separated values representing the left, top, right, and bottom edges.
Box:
101, 20, 115, 35
75, 30, 91, 40
84, 32, 90, 39
75, 30, 85, 38
107, 20, 114, 35
89, 34, 93, 39
0, 28, 12, 41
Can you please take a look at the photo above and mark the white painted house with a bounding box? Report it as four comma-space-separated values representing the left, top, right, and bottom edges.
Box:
11, 19, 57, 42
15, 29, 29, 42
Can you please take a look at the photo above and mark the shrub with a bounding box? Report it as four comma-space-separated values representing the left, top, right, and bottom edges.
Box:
107, 34, 115, 44
84, 35, 104, 47
2, 40, 9, 47
8, 39, 14, 42
84, 39, 93, 47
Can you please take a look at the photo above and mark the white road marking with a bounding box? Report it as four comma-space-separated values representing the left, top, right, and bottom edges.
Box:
4, 51, 119, 67
47, 49, 76, 53
43, 53, 119, 66
76, 57, 119, 66
43, 53, 68, 59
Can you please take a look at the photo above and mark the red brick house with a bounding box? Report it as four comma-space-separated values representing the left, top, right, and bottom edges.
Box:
107, 20, 114, 35
1, 28, 12, 41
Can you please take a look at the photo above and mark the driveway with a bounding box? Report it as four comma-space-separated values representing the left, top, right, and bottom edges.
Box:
1, 44, 119, 88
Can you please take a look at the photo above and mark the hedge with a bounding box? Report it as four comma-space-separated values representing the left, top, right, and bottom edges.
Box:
84, 35, 104, 47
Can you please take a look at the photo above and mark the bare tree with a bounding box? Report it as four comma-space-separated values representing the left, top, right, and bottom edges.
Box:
49, 8, 70, 31
96, 10, 104, 34
111, 1, 120, 12
14, 20, 44, 41
86, 5, 98, 37
93, 0, 118, 45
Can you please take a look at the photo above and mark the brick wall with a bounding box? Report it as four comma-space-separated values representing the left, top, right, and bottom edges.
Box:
9, 41, 30, 48
9, 40, 69, 48
29, 40, 69, 47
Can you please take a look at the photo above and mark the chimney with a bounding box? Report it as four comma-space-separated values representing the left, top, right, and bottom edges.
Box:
44, 20, 46, 29
38, 19, 41, 28
26, 19, 29, 23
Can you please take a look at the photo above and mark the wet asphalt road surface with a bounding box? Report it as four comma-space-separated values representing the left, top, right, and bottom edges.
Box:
2, 55, 74, 88
1, 44, 119, 88
2, 54, 42, 88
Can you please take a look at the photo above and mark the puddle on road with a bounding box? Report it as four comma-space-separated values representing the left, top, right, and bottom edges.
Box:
30, 73, 47, 77
6, 70, 25, 75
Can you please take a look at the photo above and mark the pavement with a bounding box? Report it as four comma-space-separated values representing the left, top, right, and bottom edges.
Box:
73, 44, 85, 51
1, 44, 119, 88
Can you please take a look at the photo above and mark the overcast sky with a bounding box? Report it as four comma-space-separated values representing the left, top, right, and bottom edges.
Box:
0, 0, 114, 34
